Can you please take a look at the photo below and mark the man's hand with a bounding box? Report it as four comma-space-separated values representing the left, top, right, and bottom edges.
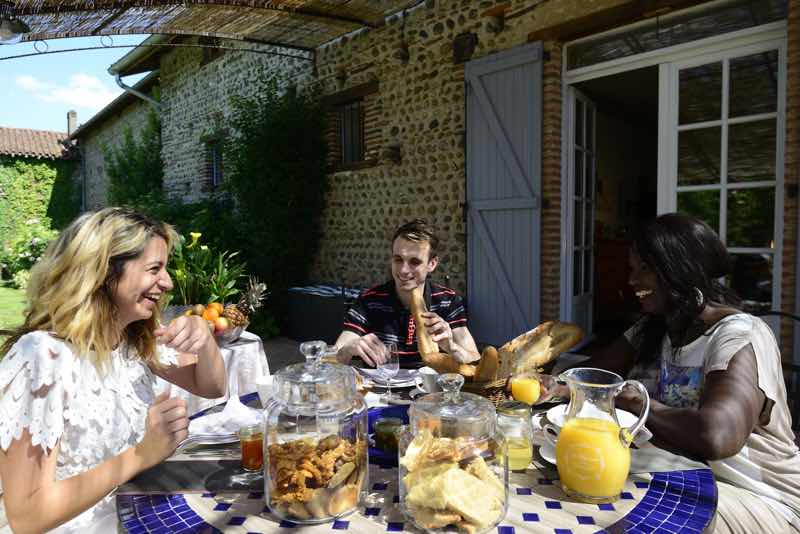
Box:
340, 333, 389, 367
154, 315, 214, 355
136, 389, 189, 468
422, 312, 453, 352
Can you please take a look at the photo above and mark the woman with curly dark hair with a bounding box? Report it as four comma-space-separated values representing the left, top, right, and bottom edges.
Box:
548, 213, 799, 533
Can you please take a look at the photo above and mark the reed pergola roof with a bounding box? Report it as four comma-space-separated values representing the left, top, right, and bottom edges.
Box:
11, 0, 421, 50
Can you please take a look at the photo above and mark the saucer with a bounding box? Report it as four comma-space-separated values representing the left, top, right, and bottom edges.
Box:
539, 442, 556, 465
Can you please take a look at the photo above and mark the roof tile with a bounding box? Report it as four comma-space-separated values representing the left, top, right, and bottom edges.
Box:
0, 127, 71, 160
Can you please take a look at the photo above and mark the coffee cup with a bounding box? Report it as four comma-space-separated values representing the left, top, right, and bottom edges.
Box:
414, 366, 441, 393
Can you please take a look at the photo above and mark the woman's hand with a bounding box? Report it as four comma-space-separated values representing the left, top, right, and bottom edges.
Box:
136, 389, 189, 468
155, 315, 214, 355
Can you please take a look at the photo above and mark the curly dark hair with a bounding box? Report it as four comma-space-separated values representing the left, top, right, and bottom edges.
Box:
632, 213, 741, 366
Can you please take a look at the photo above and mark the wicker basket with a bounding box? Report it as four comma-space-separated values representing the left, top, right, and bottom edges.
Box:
462, 377, 510, 406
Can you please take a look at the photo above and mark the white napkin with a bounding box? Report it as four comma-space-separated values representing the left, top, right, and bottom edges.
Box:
188, 394, 263, 436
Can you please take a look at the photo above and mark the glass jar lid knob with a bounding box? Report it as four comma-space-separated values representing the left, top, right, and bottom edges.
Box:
299, 340, 327, 370
438, 373, 464, 402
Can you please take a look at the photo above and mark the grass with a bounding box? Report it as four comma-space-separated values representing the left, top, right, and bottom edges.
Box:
0, 282, 26, 331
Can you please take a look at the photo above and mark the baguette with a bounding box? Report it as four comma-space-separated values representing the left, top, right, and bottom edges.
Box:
474, 346, 499, 382
420, 352, 477, 379
410, 286, 439, 356
498, 321, 583, 376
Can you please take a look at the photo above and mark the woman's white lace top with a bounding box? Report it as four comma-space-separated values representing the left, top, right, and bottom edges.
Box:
0, 331, 173, 532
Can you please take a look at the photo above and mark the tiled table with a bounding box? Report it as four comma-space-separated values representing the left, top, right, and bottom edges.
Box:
117, 394, 718, 534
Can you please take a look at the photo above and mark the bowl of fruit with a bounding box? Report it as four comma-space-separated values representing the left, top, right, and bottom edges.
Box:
184, 278, 267, 345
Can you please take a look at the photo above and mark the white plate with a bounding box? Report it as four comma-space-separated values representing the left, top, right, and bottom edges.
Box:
357, 368, 418, 387
539, 442, 556, 465
545, 404, 638, 429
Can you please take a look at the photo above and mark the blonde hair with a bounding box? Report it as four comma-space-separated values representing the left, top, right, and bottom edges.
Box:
1, 208, 179, 368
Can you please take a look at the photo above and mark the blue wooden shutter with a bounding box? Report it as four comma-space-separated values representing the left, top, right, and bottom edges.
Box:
466, 41, 543, 346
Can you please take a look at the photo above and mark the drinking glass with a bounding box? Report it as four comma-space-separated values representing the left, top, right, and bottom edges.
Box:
378, 342, 399, 403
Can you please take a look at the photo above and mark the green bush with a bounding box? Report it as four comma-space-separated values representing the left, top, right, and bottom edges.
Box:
0, 156, 78, 269
224, 75, 328, 330
0, 219, 58, 279
10, 269, 30, 290
104, 108, 164, 206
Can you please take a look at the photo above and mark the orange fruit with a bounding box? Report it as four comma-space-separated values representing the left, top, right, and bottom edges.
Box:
208, 302, 224, 315
202, 307, 220, 321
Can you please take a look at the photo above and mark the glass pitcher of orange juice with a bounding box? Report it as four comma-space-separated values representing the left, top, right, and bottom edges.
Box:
543, 368, 649, 504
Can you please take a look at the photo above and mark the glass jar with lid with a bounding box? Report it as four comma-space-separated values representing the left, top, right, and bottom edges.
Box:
264, 340, 368, 523
495, 401, 534, 471
397, 373, 508, 534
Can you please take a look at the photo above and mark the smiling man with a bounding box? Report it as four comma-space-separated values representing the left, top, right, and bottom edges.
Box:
334, 219, 480, 368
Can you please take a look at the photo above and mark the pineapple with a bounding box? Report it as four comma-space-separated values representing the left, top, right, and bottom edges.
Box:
222, 277, 268, 327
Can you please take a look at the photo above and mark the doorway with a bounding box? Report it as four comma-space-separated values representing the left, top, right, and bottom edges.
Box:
573, 66, 659, 344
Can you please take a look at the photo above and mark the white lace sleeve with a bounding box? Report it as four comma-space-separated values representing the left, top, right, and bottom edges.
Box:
157, 344, 179, 366
0, 332, 74, 454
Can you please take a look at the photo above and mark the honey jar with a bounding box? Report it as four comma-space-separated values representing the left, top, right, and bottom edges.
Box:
238, 423, 264, 472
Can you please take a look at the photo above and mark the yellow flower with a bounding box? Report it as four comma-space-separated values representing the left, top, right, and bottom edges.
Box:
200, 245, 209, 251
188, 232, 202, 248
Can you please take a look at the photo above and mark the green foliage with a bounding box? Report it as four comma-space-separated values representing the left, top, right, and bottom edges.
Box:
0, 219, 58, 278
0, 156, 78, 258
104, 109, 164, 205
167, 232, 247, 306
224, 75, 328, 328
0, 282, 26, 331
10, 269, 30, 290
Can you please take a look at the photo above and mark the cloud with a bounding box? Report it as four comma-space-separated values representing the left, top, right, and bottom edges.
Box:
15, 74, 49, 92
14, 73, 121, 112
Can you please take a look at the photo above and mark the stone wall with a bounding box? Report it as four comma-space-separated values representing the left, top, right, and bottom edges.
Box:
78, 96, 153, 210
308, 0, 627, 308
158, 40, 315, 203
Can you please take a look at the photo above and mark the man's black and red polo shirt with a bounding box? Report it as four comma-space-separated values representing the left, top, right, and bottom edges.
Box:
342, 280, 468, 368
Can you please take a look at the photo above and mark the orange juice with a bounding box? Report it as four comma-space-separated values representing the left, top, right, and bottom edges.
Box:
511, 377, 540, 404
555, 417, 630, 502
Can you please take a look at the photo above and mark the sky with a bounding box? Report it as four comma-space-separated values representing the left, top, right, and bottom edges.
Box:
0, 35, 149, 133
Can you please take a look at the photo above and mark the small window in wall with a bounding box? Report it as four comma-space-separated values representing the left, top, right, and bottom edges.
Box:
324, 81, 381, 171
340, 100, 364, 165
206, 141, 223, 188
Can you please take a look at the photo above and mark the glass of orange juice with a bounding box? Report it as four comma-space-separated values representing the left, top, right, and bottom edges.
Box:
510, 372, 542, 405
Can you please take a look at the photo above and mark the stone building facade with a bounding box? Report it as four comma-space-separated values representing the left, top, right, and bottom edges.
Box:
76, 0, 799, 357
70, 74, 157, 210
156, 41, 314, 203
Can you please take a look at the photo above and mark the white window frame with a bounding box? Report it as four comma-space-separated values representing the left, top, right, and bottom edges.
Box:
560, 20, 788, 337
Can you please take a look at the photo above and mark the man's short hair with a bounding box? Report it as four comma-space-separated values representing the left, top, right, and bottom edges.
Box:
392, 219, 439, 258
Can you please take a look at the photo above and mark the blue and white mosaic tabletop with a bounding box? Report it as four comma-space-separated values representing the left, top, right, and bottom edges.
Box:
118, 396, 718, 534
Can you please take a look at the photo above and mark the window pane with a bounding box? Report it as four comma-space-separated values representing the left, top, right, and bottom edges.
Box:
727, 188, 774, 248
574, 150, 583, 197
583, 250, 592, 294
679, 62, 722, 124
586, 108, 594, 152
573, 251, 582, 296
574, 200, 583, 245
729, 253, 773, 313
677, 190, 720, 233
566, 0, 787, 69
728, 119, 775, 183
678, 127, 721, 185
729, 50, 779, 118
575, 99, 584, 147
584, 200, 592, 249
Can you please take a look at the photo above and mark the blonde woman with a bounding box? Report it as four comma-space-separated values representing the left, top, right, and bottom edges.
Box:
0, 208, 227, 533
